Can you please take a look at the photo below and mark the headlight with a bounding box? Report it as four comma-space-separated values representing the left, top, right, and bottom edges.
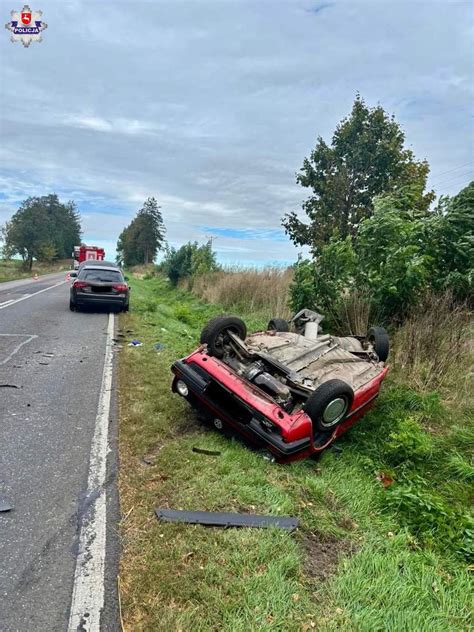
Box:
176, 380, 189, 397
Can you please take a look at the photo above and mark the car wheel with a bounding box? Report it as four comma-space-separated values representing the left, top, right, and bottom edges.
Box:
367, 326, 390, 362
268, 318, 289, 332
304, 379, 354, 434
69, 300, 75, 312
200, 315, 247, 358
123, 303, 129, 312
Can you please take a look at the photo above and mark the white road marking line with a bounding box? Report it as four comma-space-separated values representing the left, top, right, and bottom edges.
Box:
0, 299, 14, 306
0, 281, 66, 310
68, 312, 114, 632
0, 334, 38, 365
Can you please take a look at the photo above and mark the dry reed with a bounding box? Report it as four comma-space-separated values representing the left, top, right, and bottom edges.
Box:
187, 267, 293, 320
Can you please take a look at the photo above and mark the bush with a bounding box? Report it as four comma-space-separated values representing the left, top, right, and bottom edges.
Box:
288, 182, 473, 327
174, 303, 193, 324
383, 485, 474, 561
160, 241, 219, 286
383, 417, 434, 466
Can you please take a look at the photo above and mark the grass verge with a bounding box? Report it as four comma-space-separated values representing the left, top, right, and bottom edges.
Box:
0, 258, 71, 283
118, 276, 473, 631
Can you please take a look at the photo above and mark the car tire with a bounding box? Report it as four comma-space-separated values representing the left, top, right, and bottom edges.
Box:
268, 318, 289, 332
200, 315, 247, 358
123, 303, 129, 312
69, 300, 75, 312
367, 326, 389, 362
304, 379, 354, 434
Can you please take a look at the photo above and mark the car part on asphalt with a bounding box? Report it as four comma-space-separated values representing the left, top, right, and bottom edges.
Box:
0, 498, 14, 512
155, 508, 299, 530
172, 310, 389, 463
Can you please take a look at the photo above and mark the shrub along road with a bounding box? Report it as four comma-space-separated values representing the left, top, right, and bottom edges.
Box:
118, 276, 473, 631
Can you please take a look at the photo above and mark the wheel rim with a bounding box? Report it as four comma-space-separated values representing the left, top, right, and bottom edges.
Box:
321, 397, 348, 428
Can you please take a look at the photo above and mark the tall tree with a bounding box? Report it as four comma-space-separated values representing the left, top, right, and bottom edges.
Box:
282, 95, 434, 255
2, 194, 81, 269
116, 197, 166, 266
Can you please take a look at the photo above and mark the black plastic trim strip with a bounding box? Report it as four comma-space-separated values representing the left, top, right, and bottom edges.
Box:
155, 508, 298, 530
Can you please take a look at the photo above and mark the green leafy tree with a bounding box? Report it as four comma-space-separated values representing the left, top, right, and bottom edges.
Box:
160, 240, 219, 286
2, 194, 81, 269
282, 95, 434, 255
117, 197, 166, 266
290, 193, 441, 327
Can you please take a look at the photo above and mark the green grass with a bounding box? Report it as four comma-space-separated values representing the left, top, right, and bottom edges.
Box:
0, 258, 71, 283
118, 276, 473, 632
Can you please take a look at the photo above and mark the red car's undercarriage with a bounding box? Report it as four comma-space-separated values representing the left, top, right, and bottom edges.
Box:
171, 312, 390, 463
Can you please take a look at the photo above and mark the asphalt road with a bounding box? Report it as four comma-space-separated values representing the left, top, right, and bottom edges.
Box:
0, 273, 119, 631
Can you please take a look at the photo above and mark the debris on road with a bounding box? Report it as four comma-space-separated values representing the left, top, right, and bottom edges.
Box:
128, 340, 143, 347
0, 498, 14, 512
0, 384, 21, 388
155, 508, 299, 530
192, 447, 221, 456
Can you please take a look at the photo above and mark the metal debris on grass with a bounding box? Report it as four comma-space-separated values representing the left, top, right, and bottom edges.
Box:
155, 508, 298, 530
192, 447, 221, 456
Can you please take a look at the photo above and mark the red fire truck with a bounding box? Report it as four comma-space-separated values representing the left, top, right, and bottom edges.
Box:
72, 245, 105, 269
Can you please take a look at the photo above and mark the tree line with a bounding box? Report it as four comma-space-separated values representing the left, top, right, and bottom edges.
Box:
116, 197, 219, 284
2, 95, 471, 310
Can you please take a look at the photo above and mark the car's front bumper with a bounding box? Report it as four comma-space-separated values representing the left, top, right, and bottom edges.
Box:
171, 358, 312, 457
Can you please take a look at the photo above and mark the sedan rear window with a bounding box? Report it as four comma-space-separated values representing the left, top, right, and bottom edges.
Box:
80, 269, 123, 282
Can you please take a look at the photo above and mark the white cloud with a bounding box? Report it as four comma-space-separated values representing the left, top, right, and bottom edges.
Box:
0, 0, 472, 264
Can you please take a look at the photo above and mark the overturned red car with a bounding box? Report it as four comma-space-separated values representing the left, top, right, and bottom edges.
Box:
171, 310, 389, 463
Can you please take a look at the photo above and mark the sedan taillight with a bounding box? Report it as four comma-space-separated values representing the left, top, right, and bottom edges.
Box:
73, 280, 89, 289
113, 283, 128, 292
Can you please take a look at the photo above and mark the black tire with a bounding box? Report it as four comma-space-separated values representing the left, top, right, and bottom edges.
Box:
304, 379, 354, 434
69, 300, 75, 312
367, 326, 389, 362
268, 318, 289, 332
123, 303, 129, 312
200, 315, 247, 358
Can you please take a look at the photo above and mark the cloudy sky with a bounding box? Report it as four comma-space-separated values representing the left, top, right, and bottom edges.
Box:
0, 0, 473, 265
